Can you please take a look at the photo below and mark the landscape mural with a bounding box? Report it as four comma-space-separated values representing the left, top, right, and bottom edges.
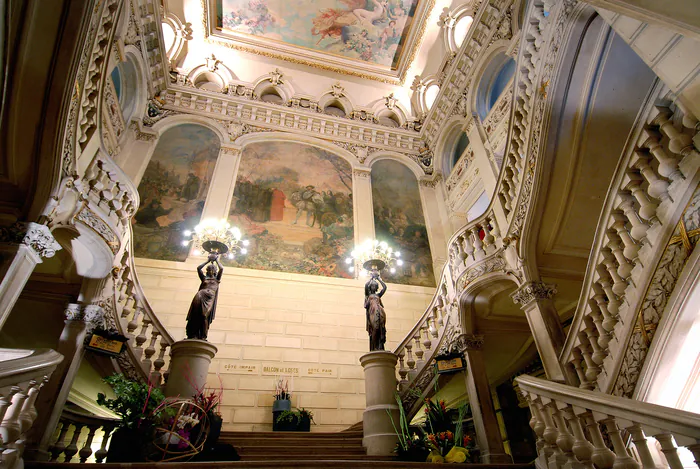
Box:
227, 141, 354, 278
215, 0, 420, 68
371, 160, 435, 287
133, 124, 220, 261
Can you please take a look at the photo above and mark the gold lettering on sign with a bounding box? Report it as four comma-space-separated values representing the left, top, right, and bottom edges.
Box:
262, 366, 300, 376
221, 362, 259, 374
306, 367, 335, 377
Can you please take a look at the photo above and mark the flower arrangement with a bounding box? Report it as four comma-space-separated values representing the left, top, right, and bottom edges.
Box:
274, 377, 291, 401
192, 378, 224, 416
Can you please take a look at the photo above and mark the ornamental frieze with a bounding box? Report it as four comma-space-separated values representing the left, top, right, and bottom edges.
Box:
511, 281, 557, 306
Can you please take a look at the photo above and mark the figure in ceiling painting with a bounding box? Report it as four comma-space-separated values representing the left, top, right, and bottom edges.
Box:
216, 0, 419, 68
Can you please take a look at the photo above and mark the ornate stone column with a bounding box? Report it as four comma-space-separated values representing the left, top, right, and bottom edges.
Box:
456, 334, 512, 463
511, 281, 568, 382
418, 174, 450, 283
0, 222, 62, 330
352, 168, 374, 245
359, 351, 399, 455
164, 339, 218, 399
28, 303, 105, 460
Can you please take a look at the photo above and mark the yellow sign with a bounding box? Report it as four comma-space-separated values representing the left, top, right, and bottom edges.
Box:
88, 335, 124, 355
436, 357, 464, 373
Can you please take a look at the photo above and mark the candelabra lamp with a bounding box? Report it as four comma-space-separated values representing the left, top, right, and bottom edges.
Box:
182, 218, 249, 259
345, 239, 404, 277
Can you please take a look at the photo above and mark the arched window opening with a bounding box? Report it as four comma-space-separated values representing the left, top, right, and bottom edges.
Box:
162, 22, 177, 56
194, 72, 224, 92
476, 53, 516, 120
109, 57, 138, 121
452, 132, 470, 168
424, 84, 440, 110
324, 102, 347, 117
260, 89, 284, 104
454, 15, 473, 48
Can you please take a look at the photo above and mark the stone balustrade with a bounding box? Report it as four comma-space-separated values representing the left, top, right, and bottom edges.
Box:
47, 409, 117, 463
110, 228, 174, 386
0, 349, 63, 469
561, 82, 700, 392
516, 374, 700, 469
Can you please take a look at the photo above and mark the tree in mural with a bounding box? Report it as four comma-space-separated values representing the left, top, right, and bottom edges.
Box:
226, 141, 354, 278
371, 159, 435, 287
132, 124, 220, 261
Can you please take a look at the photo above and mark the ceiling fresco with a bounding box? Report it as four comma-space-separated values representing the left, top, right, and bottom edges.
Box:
207, 0, 433, 83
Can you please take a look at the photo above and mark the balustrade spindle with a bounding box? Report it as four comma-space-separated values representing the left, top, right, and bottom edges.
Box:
570, 349, 590, 389
462, 234, 475, 262
611, 212, 641, 260
78, 425, 99, 463
602, 249, 627, 296
642, 132, 681, 181
405, 343, 415, 373
624, 176, 658, 222
583, 414, 616, 469
397, 349, 408, 390
588, 299, 611, 348
551, 404, 576, 468
1, 386, 28, 447
617, 193, 648, 241
564, 408, 595, 469
413, 334, 424, 367
576, 336, 600, 383
63, 423, 84, 463
472, 227, 485, 260
653, 109, 693, 156
49, 422, 70, 462
654, 433, 685, 469
126, 307, 143, 336
627, 424, 658, 469
607, 232, 633, 279
592, 283, 618, 333
631, 152, 669, 202
583, 316, 605, 366
602, 418, 640, 469
429, 307, 439, 339
422, 321, 432, 351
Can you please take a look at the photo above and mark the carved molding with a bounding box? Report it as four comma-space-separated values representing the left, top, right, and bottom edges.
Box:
74, 206, 120, 254
353, 169, 371, 179
0, 222, 62, 259
455, 254, 507, 293
511, 281, 557, 306
419, 173, 443, 188
452, 333, 485, 352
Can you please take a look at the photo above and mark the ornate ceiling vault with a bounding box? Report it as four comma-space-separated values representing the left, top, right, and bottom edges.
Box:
201, 0, 436, 84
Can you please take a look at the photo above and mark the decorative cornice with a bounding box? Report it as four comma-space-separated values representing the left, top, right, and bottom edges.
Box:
511, 281, 557, 306
0, 222, 62, 259
353, 169, 372, 179
419, 173, 443, 188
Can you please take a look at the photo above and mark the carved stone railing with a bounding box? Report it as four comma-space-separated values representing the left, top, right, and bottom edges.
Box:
47, 409, 117, 463
560, 81, 700, 393
107, 226, 174, 386
516, 374, 700, 469
0, 349, 63, 469
391, 0, 566, 419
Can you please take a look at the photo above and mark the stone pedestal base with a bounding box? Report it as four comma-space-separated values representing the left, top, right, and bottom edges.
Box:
164, 339, 217, 398
360, 351, 399, 456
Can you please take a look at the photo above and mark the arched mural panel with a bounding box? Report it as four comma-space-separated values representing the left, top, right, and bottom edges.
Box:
227, 141, 354, 278
133, 124, 221, 261
371, 160, 435, 287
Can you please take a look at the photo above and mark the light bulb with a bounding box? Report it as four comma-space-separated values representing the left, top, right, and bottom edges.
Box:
242, 239, 250, 246
232, 227, 242, 239
349, 266, 354, 272
227, 253, 234, 259
390, 267, 396, 273
193, 249, 201, 256
183, 230, 192, 236
240, 248, 247, 254
345, 258, 352, 264
396, 252, 401, 257
181, 241, 189, 246
397, 259, 404, 266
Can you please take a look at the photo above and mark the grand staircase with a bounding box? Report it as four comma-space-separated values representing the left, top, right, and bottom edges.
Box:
26, 428, 535, 468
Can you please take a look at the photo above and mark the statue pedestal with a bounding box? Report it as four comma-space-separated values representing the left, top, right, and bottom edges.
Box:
164, 339, 217, 398
359, 351, 399, 456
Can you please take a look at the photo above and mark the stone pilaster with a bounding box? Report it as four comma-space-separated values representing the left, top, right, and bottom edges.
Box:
352, 168, 374, 245
0, 222, 62, 330
164, 339, 218, 399
454, 335, 512, 464
511, 281, 568, 382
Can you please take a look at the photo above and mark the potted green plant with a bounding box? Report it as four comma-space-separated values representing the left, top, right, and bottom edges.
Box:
96, 374, 168, 462
274, 408, 315, 432
272, 377, 292, 431
387, 393, 430, 462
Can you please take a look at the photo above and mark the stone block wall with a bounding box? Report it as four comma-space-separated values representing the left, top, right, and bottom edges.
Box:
136, 258, 435, 432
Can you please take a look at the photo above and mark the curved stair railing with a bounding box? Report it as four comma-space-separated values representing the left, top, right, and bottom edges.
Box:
559, 81, 700, 393
516, 374, 700, 469
0, 349, 63, 469
47, 409, 117, 464
392, 0, 566, 417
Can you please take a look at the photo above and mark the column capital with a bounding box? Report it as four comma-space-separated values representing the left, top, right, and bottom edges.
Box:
352, 168, 372, 179
419, 173, 443, 188
511, 281, 557, 306
0, 222, 61, 259
452, 333, 485, 352
64, 303, 107, 333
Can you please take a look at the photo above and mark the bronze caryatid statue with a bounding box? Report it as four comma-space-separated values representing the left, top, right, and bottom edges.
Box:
365, 269, 387, 351
186, 253, 223, 340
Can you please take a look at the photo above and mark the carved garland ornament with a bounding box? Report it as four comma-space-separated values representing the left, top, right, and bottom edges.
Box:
455, 254, 507, 292
75, 206, 120, 254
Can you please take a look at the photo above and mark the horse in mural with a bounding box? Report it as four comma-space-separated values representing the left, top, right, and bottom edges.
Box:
290, 186, 325, 227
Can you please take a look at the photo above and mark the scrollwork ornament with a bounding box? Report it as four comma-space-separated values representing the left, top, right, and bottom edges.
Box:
0, 222, 62, 259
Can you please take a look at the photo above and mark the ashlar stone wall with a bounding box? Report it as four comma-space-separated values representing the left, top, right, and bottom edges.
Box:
136, 258, 435, 432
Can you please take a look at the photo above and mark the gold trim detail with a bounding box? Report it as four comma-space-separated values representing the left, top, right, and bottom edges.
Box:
201, 0, 436, 85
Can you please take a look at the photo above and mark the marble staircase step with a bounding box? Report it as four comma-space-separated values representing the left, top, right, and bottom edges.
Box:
28, 462, 534, 469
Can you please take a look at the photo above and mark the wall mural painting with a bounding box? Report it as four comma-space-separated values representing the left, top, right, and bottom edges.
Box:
215, 0, 420, 68
133, 124, 220, 261
371, 160, 435, 287
227, 141, 354, 278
